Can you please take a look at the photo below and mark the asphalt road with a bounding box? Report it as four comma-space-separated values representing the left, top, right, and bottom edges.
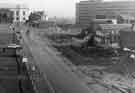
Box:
21, 29, 93, 93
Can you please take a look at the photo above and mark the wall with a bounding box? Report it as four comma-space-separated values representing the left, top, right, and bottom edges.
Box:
120, 31, 135, 48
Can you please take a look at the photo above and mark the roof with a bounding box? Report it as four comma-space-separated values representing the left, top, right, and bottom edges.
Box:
120, 27, 133, 32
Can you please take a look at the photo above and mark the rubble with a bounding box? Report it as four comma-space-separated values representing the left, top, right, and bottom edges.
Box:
36, 26, 135, 93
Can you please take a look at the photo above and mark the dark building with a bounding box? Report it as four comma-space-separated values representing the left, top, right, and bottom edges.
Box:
76, 0, 135, 26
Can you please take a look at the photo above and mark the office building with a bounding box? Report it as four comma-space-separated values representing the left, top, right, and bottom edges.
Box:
76, 0, 135, 26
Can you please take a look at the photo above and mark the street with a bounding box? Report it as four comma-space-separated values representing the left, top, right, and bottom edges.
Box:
21, 29, 93, 93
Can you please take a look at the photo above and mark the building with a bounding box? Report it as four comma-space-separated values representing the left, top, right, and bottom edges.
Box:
39, 11, 48, 21
35, 11, 48, 21
29, 11, 48, 22
76, 0, 135, 26
0, 3, 29, 23
119, 24, 135, 48
94, 24, 131, 48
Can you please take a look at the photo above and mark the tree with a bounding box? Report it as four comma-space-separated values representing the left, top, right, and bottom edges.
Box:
0, 9, 13, 23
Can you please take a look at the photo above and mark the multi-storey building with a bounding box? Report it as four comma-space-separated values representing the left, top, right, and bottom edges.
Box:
0, 3, 29, 23
76, 0, 135, 26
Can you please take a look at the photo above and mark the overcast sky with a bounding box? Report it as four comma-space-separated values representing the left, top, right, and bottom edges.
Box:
0, 0, 132, 18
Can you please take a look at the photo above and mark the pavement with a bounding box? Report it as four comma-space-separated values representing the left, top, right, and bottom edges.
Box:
21, 28, 93, 93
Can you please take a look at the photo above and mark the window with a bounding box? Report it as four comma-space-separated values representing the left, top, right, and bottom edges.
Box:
23, 17, 26, 20
16, 11, 19, 16
16, 17, 19, 20
96, 15, 106, 19
23, 11, 25, 16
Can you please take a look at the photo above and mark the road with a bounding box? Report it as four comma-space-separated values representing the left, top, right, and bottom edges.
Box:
21, 29, 93, 93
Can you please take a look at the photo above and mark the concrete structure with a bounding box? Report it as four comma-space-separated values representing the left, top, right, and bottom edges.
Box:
76, 0, 135, 26
0, 3, 29, 23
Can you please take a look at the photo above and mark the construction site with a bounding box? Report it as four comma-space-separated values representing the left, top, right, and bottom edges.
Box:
1, 13, 135, 93
34, 21, 135, 93
1, 0, 135, 93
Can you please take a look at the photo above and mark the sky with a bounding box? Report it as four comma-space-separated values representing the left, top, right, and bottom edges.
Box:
0, 0, 132, 18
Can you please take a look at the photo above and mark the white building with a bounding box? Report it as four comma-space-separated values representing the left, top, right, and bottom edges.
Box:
40, 11, 48, 21
0, 3, 29, 23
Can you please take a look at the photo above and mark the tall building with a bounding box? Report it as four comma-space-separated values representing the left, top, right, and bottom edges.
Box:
0, 3, 29, 23
76, 0, 135, 26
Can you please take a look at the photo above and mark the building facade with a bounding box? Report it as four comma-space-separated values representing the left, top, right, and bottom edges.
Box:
76, 0, 135, 26
0, 3, 29, 23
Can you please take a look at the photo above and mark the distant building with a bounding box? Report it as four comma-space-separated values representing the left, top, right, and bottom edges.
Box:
36, 11, 48, 21
29, 11, 48, 22
76, 0, 135, 26
0, 3, 29, 23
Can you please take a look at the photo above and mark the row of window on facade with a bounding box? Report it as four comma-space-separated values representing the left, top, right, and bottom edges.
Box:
16, 11, 25, 16
16, 17, 26, 21
15, 11, 26, 21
